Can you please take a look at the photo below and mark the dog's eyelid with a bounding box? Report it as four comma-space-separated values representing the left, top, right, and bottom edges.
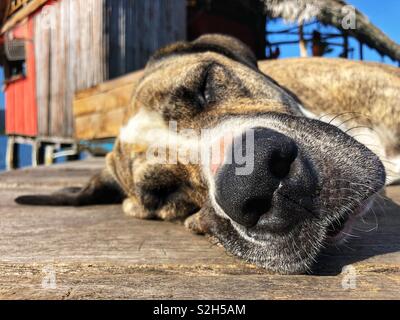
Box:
198, 64, 215, 107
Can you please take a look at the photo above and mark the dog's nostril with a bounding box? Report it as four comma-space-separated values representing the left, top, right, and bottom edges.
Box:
215, 127, 300, 228
242, 197, 271, 218
269, 146, 298, 179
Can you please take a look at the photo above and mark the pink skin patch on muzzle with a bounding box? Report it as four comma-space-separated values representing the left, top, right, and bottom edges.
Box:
210, 133, 235, 176
327, 197, 376, 244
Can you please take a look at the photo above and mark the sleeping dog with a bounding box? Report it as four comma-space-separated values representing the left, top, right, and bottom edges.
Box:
17, 34, 399, 274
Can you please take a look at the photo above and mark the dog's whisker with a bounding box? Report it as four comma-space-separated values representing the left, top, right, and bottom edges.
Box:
336, 115, 364, 128
345, 124, 379, 135
340, 242, 356, 252
328, 112, 361, 125
352, 226, 378, 233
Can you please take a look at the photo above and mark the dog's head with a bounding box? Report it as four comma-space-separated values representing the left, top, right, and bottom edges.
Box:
114, 34, 386, 274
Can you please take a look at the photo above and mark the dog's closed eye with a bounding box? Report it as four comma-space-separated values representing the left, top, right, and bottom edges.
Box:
198, 63, 216, 108
167, 63, 218, 119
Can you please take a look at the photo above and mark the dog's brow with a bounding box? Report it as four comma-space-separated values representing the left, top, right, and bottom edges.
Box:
139, 58, 203, 84
152, 43, 256, 69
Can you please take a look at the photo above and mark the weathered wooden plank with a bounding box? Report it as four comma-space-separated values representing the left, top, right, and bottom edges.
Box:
72, 72, 141, 139
75, 107, 125, 140
74, 94, 109, 118
34, 10, 51, 136
34, 0, 106, 139
73, 71, 143, 139
1, 263, 399, 300
74, 113, 102, 141
74, 71, 142, 100
0, 158, 104, 189
73, 84, 134, 117
0, 159, 399, 299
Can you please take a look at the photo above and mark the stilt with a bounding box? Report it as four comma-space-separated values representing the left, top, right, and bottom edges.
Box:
31, 139, 40, 167
44, 145, 55, 166
342, 34, 349, 58
299, 23, 308, 57
5, 136, 15, 171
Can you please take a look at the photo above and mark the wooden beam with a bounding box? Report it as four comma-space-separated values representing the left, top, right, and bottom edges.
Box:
266, 21, 316, 35
74, 71, 143, 100
75, 107, 125, 140
74, 84, 135, 117
0, 1, 11, 25
73, 71, 143, 140
1, 0, 48, 34
7, 0, 33, 18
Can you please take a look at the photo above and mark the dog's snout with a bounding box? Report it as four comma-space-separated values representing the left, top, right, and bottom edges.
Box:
215, 127, 298, 228
269, 138, 298, 179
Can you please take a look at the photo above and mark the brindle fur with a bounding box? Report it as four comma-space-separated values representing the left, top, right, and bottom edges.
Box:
261, 58, 400, 181
16, 34, 393, 274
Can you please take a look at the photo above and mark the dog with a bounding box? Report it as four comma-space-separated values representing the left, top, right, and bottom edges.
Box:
16, 34, 396, 274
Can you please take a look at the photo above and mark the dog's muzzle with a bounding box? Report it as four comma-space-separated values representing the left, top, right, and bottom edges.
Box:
214, 127, 317, 233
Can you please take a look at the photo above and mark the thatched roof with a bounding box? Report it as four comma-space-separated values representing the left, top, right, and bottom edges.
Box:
261, 0, 400, 61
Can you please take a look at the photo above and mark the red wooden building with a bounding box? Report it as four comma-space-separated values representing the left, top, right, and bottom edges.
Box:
1, 1, 74, 168
3, 13, 37, 137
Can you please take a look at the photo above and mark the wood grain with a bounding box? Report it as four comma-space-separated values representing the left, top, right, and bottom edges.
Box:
73, 71, 142, 139
0, 158, 399, 299
34, 0, 106, 138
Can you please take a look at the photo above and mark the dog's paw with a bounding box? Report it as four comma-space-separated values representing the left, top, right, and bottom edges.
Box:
122, 197, 156, 219
184, 211, 210, 234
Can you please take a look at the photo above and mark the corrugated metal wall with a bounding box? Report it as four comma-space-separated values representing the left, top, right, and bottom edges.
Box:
33, 0, 186, 138
105, 0, 186, 79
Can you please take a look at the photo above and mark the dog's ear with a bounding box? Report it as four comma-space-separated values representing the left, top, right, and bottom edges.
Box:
15, 154, 125, 206
148, 34, 258, 70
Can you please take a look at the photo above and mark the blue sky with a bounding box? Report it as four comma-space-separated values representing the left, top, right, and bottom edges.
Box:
268, 0, 400, 66
349, 0, 400, 64
0, 0, 399, 110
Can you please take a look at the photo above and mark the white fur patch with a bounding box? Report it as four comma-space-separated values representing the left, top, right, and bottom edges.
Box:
120, 108, 167, 145
385, 156, 400, 184
119, 108, 201, 164
297, 103, 318, 119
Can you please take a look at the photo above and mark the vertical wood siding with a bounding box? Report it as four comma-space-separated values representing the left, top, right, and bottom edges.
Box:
105, 0, 186, 79
33, 0, 186, 138
34, 0, 105, 138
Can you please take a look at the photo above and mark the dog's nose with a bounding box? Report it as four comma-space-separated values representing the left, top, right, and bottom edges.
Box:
215, 127, 298, 228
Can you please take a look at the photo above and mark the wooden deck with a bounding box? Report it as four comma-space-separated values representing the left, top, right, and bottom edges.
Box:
0, 158, 399, 299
